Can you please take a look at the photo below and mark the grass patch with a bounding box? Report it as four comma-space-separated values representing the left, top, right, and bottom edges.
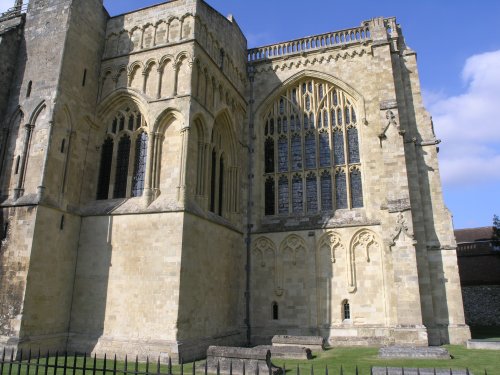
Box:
2, 346, 499, 375
271, 345, 499, 374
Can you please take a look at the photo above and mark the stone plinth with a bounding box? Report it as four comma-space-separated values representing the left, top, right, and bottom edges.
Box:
372, 368, 472, 375
378, 347, 451, 359
207, 346, 282, 375
271, 335, 324, 351
467, 340, 500, 350
255, 345, 312, 360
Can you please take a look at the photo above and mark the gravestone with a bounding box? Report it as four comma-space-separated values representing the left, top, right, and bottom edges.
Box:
254, 345, 312, 360
271, 335, 324, 351
206, 346, 282, 375
378, 346, 451, 359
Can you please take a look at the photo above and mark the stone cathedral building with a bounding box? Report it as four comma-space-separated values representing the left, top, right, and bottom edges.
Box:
0, 0, 470, 362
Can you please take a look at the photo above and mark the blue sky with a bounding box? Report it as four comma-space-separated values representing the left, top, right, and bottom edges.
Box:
1, 0, 499, 229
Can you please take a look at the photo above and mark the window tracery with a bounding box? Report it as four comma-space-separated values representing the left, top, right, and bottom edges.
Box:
263, 79, 363, 215
96, 108, 148, 200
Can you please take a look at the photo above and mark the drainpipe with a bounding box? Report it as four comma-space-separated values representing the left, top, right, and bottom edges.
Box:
245, 65, 256, 346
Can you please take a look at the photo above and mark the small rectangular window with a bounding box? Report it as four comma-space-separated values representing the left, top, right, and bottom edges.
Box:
82, 69, 87, 87
59, 215, 65, 230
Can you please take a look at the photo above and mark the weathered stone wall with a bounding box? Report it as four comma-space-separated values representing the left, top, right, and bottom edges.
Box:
68, 212, 184, 359
0, 15, 23, 128
462, 285, 500, 326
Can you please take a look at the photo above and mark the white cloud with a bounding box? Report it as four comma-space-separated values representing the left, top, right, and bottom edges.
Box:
425, 50, 500, 187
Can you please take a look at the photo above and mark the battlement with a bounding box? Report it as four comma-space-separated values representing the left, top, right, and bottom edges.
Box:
247, 17, 397, 62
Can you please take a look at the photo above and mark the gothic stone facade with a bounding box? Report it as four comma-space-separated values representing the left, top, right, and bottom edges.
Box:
0, 0, 470, 362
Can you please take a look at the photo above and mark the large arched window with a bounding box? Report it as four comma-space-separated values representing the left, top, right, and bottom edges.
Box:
263, 79, 363, 215
96, 107, 148, 200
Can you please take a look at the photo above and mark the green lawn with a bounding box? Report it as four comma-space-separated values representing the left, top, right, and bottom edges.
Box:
2, 345, 499, 375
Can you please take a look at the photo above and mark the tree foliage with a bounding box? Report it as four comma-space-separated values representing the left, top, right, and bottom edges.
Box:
493, 214, 500, 249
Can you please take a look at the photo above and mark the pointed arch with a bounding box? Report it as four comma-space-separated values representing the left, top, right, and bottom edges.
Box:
255, 70, 366, 123
97, 90, 150, 129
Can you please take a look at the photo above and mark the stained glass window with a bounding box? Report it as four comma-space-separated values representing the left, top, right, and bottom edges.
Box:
112, 118, 117, 133
119, 116, 125, 132
97, 138, 113, 200
335, 170, 347, 209
348, 127, 360, 163
278, 175, 289, 214
113, 134, 131, 198
262, 79, 363, 216
306, 173, 317, 213
334, 130, 345, 165
292, 174, 303, 213
278, 136, 288, 172
265, 137, 275, 173
128, 116, 134, 131
131, 132, 148, 197
319, 132, 330, 167
136, 113, 142, 130
305, 132, 316, 169
350, 169, 363, 208
265, 177, 275, 215
343, 300, 350, 320
321, 171, 333, 211
291, 134, 302, 171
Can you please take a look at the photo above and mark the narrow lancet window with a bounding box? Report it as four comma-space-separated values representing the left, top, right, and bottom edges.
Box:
350, 168, 363, 208
265, 138, 275, 173
348, 127, 360, 163
334, 130, 345, 165
320, 171, 333, 211
96, 138, 114, 200
132, 132, 148, 197
335, 169, 347, 209
113, 134, 131, 198
292, 174, 303, 213
278, 175, 289, 214
306, 173, 317, 213
305, 132, 316, 169
265, 177, 275, 216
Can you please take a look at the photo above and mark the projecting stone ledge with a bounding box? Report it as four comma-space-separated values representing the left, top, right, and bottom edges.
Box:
372, 368, 472, 375
378, 346, 451, 359
271, 335, 324, 351
206, 346, 283, 375
254, 345, 312, 360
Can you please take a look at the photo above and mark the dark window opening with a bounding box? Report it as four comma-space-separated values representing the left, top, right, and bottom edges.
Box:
26, 81, 32, 98
2, 222, 8, 240
14, 155, 20, 174
96, 138, 114, 200
113, 134, 131, 198
82, 69, 87, 87
60, 138, 66, 153
59, 215, 65, 230
218, 156, 224, 216
265, 138, 275, 173
272, 302, 279, 320
265, 177, 275, 216
210, 149, 216, 212
343, 300, 350, 320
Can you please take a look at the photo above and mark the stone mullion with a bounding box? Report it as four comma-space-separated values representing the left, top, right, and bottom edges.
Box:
153, 24, 158, 47
177, 126, 189, 202
143, 131, 155, 202
156, 67, 163, 99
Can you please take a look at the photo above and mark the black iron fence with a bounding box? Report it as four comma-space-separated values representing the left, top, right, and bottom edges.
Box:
0, 349, 485, 375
